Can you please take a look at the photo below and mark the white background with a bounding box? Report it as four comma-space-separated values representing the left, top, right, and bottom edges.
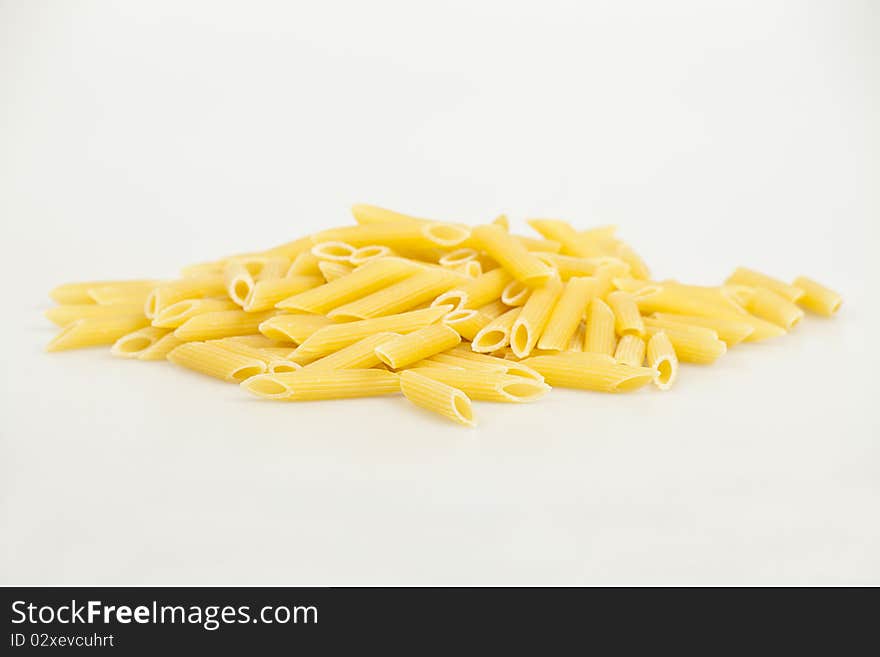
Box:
1, 0, 877, 585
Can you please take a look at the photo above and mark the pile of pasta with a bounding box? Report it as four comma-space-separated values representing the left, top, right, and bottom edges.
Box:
45, 204, 842, 427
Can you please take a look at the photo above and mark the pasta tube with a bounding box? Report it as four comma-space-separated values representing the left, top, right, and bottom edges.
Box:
726, 267, 804, 302
537, 277, 599, 351
293, 306, 453, 358
242, 368, 400, 400
500, 280, 531, 306
432, 267, 512, 312
615, 243, 650, 280
792, 276, 842, 316
399, 370, 475, 427
304, 332, 399, 371
643, 323, 726, 364
173, 310, 276, 341
375, 324, 461, 369
614, 334, 646, 367
311, 241, 356, 262
745, 287, 805, 330
438, 248, 479, 267
46, 315, 150, 352
287, 252, 322, 276
535, 254, 628, 281
136, 332, 186, 360
87, 282, 160, 306
405, 367, 550, 402
167, 342, 268, 382
49, 280, 159, 305
350, 245, 394, 265
152, 298, 239, 328
520, 352, 655, 393
472, 307, 522, 353
111, 326, 174, 359
275, 257, 419, 313
224, 262, 254, 307
650, 313, 754, 346
469, 224, 555, 287
447, 344, 544, 381
584, 298, 617, 355
510, 278, 563, 357
646, 331, 678, 390
145, 275, 227, 318
607, 291, 645, 338
44, 303, 144, 327
318, 261, 354, 282
442, 300, 507, 341
329, 268, 464, 320
312, 221, 470, 249
527, 218, 598, 257
567, 322, 586, 351
258, 314, 334, 343
242, 275, 324, 312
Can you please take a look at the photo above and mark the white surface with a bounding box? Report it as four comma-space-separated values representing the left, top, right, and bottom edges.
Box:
1, 0, 878, 585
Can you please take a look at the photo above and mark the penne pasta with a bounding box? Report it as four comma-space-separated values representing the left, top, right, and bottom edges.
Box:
224, 261, 254, 307
650, 313, 754, 346
258, 314, 335, 344
312, 221, 470, 250
350, 245, 394, 265
404, 367, 550, 402
452, 260, 482, 278
328, 268, 463, 320
646, 331, 678, 390
287, 251, 322, 276
607, 291, 646, 338
221, 334, 292, 348
350, 203, 431, 225
145, 275, 227, 319
510, 278, 563, 358
173, 310, 276, 341
792, 276, 842, 317
520, 352, 655, 392
448, 344, 544, 380
44, 303, 144, 327
399, 370, 475, 427
46, 315, 151, 352
293, 306, 453, 359
151, 298, 239, 328
261, 236, 314, 261
615, 243, 651, 280
242, 368, 400, 400
304, 332, 399, 371
111, 326, 174, 359
318, 261, 355, 282
87, 282, 159, 306
501, 279, 531, 306
255, 257, 291, 281
513, 236, 563, 253
276, 257, 420, 313
438, 248, 479, 267
538, 277, 599, 351
567, 322, 586, 351
535, 253, 628, 281
137, 331, 186, 360
469, 224, 555, 287
205, 339, 301, 373
643, 323, 726, 364
584, 298, 617, 356
242, 275, 324, 312
614, 334, 646, 367
471, 307, 522, 353
432, 267, 512, 311
311, 241, 356, 262
442, 300, 508, 341
745, 287, 805, 330
492, 213, 510, 230
167, 342, 267, 382
374, 324, 461, 369
49, 280, 159, 305
726, 267, 804, 302
527, 218, 598, 257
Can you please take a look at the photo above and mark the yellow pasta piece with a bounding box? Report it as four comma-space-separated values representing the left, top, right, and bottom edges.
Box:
311, 241, 356, 263
469, 224, 555, 287
536, 253, 628, 280
646, 331, 678, 390
501, 279, 531, 306
584, 298, 617, 355
447, 344, 544, 380
276, 257, 420, 313
205, 339, 301, 374
438, 248, 479, 267
318, 261, 354, 282
649, 314, 753, 346
745, 287, 805, 330
328, 268, 463, 320
44, 303, 144, 327
255, 257, 291, 281
145, 275, 227, 318
452, 260, 482, 278
242, 275, 324, 312
350, 245, 394, 265
180, 259, 227, 278
258, 314, 335, 343
520, 352, 655, 392
173, 310, 276, 341
312, 221, 470, 250
350, 203, 432, 225
49, 280, 158, 305
510, 278, 563, 358
221, 335, 291, 348
46, 315, 151, 352
404, 367, 550, 402
261, 236, 314, 261
432, 267, 512, 311
726, 267, 804, 302
607, 291, 646, 338
167, 342, 267, 382
614, 334, 646, 367
442, 300, 507, 341
151, 298, 239, 328
87, 282, 160, 305
792, 276, 842, 316
294, 306, 453, 359
492, 213, 510, 230
513, 236, 563, 253
303, 332, 398, 371
537, 277, 600, 351
472, 307, 522, 353
615, 243, 651, 279
137, 332, 186, 360
399, 370, 475, 427
567, 322, 586, 351
287, 251, 322, 276
643, 323, 726, 364
375, 324, 461, 369
242, 368, 400, 400
111, 326, 174, 359
526, 218, 598, 257
417, 352, 505, 372
224, 262, 254, 307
